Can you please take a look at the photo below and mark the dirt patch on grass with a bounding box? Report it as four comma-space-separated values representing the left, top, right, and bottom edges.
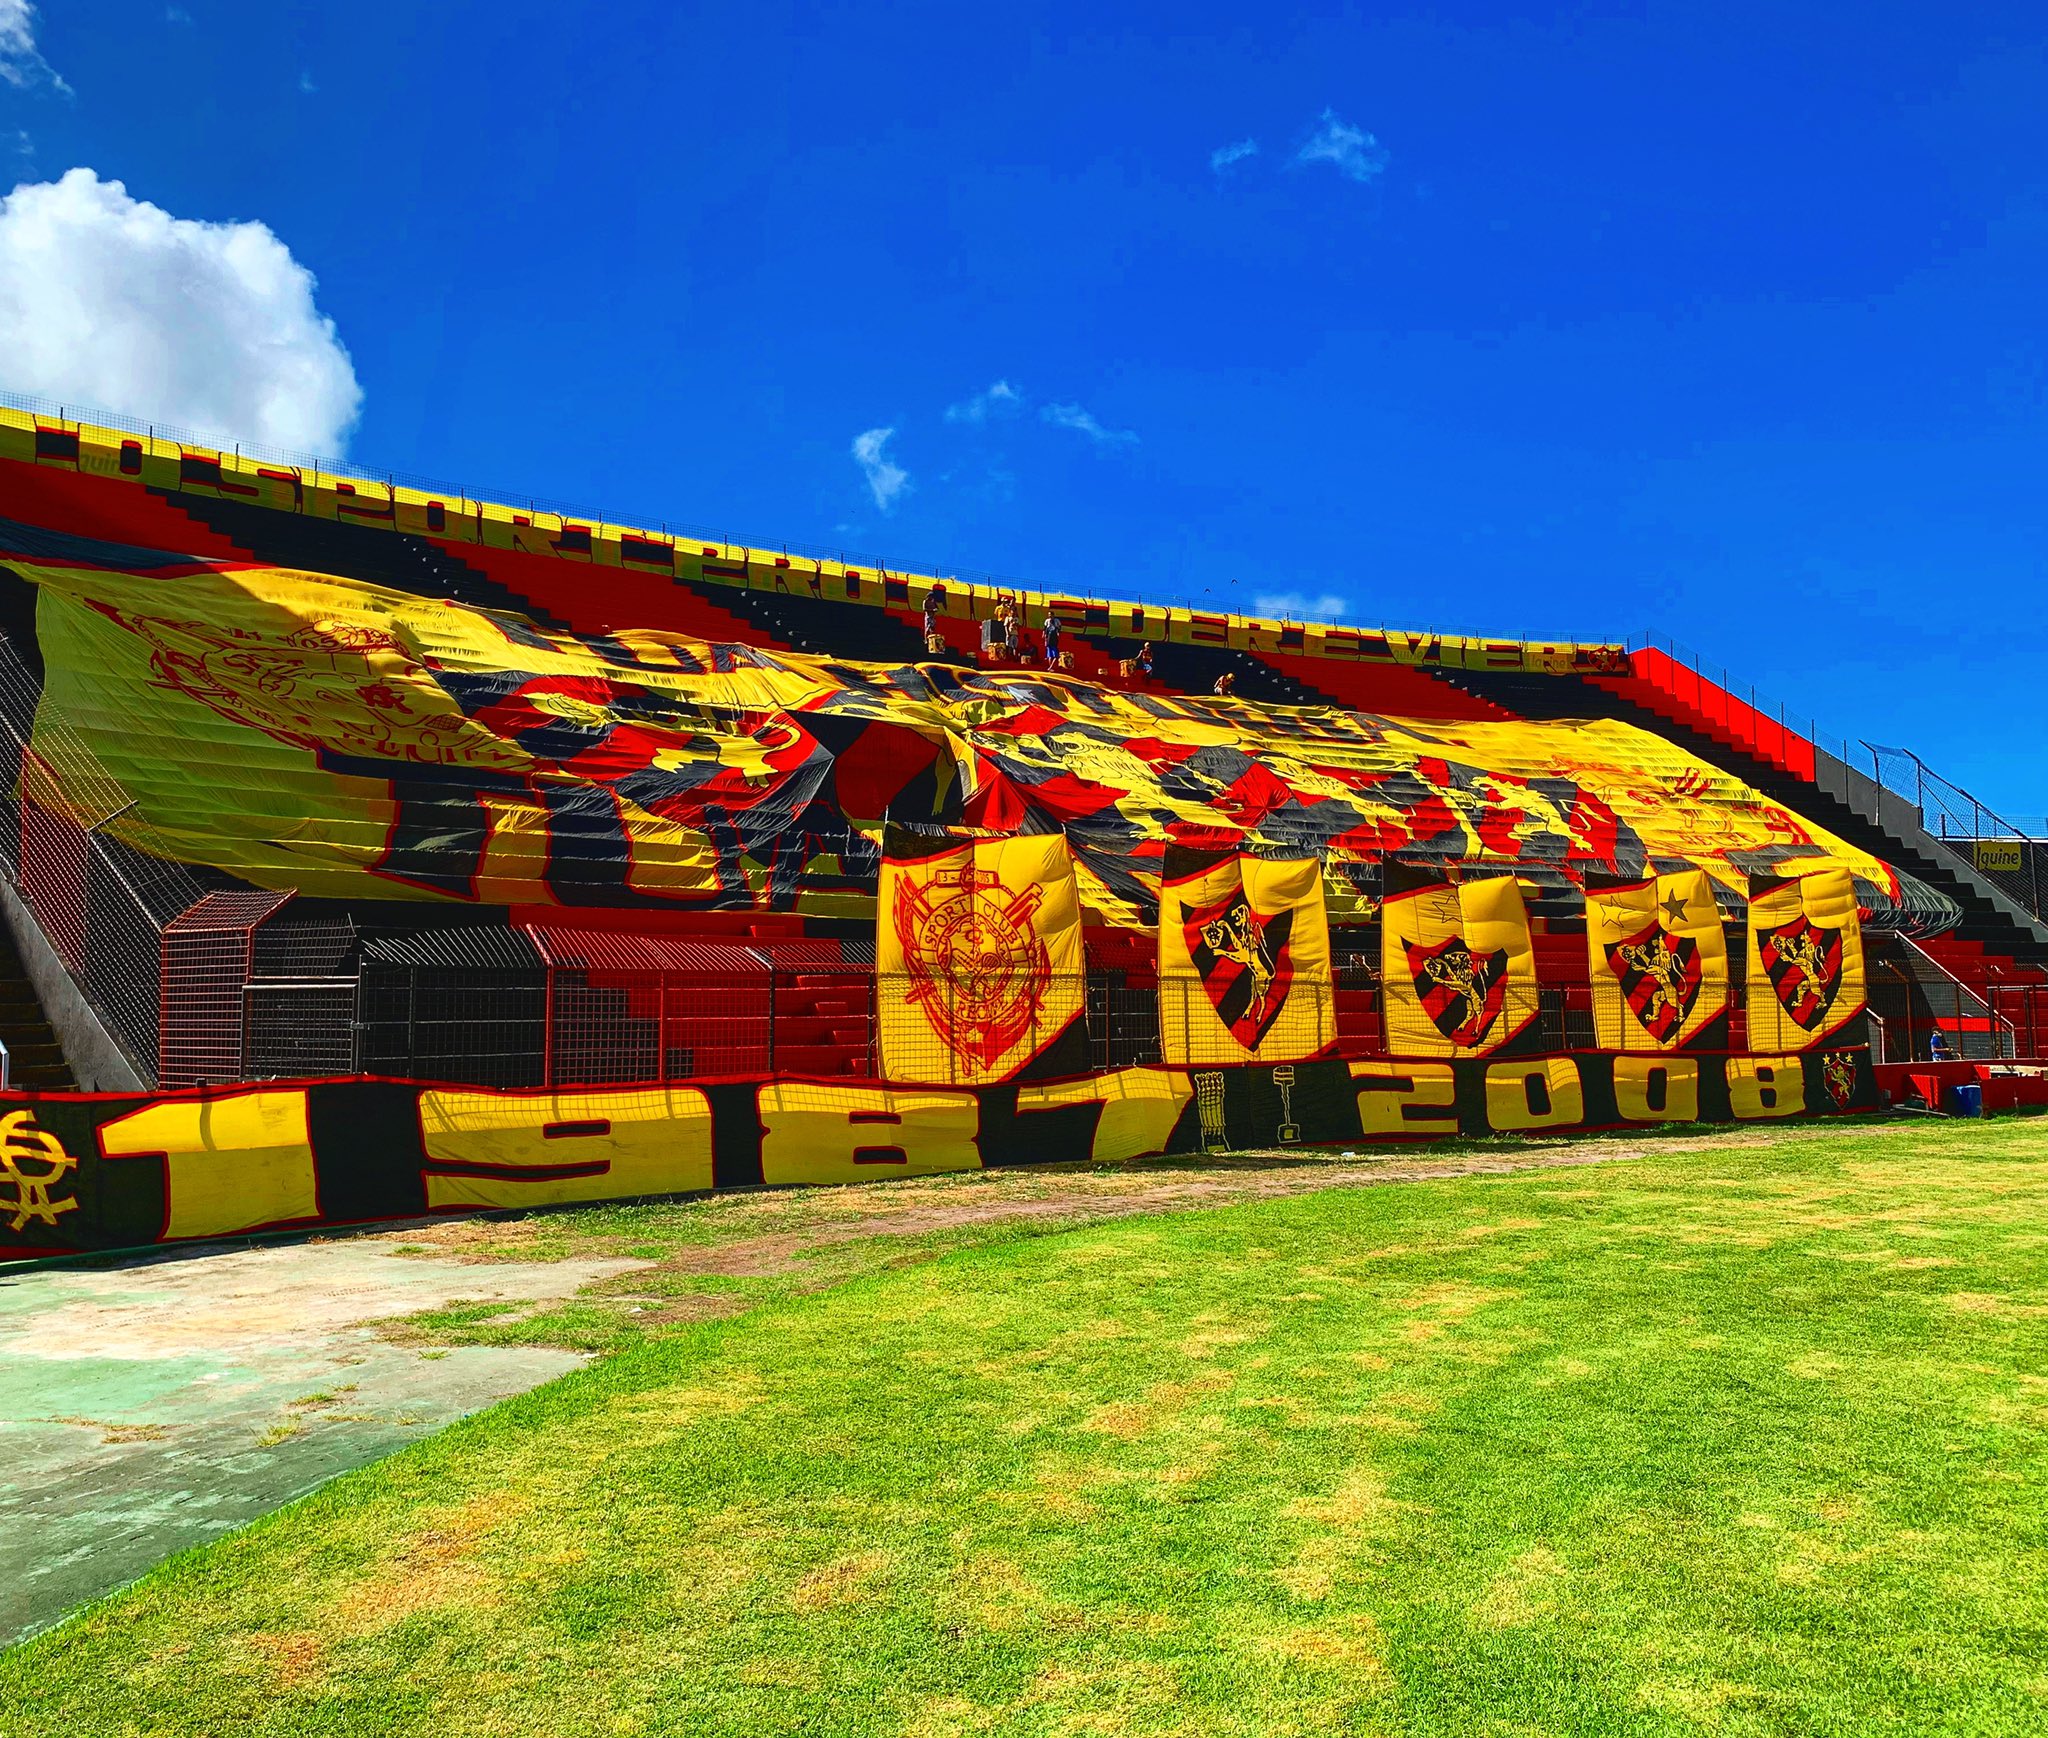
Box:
331, 1497, 526, 1634
241, 1630, 328, 1691
363, 1124, 1923, 1356
429, 1131, 1777, 1273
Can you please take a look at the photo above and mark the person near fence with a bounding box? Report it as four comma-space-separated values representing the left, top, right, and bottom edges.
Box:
1043, 610, 1064, 670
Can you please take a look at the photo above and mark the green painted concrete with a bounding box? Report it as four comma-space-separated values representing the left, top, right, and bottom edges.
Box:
0, 1236, 641, 1646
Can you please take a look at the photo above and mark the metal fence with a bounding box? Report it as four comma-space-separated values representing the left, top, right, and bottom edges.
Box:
0, 634, 209, 1083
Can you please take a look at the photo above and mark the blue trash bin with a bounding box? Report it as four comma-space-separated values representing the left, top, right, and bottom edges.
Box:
1947, 1082, 1983, 1118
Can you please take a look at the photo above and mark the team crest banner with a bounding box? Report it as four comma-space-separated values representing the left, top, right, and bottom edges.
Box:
1157, 847, 1334, 1065
1382, 871, 1538, 1058
1584, 868, 1729, 1051
876, 830, 1086, 1086
1746, 866, 1867, 1051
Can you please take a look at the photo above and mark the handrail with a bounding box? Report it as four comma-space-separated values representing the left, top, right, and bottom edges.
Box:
1899, 933, 2019, 1060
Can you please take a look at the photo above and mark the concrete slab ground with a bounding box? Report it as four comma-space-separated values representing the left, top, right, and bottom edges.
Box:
0, 1236, 642, 1646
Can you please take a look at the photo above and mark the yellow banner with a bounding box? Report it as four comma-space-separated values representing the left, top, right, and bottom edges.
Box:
1156, 849, 1334, 1065
1745, 866, 1867, 1051
875, 832, 1084, 1086
1584, 868, 1729, 1051
1382, 874, 1538, 1058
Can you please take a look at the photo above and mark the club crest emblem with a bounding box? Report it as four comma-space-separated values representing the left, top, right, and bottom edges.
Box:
1822, 1050, 1859, 1109
893, 865, 1051, 1067
1185, 889, 1294, 1050
0, 1111, 80, 1233
1405, 934, 1509, 1047
1605, 924, 1703, 1044
1759, 914, 1843, 1032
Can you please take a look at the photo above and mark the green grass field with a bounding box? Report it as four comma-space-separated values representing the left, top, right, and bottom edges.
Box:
7, 1119, 2047, 1736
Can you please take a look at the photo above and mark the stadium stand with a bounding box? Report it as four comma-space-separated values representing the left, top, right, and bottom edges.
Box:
0, 397, 2040, 1092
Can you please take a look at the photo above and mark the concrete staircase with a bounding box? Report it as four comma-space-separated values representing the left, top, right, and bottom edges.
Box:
159, 491, 573, 630
0, 924, 75, 1091
1434, 667, 2048, 963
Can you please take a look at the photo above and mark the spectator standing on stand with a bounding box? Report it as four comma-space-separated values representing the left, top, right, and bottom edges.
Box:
1043, 610, 1063, 669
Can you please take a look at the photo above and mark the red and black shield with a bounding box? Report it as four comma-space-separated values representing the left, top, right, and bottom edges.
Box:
1404, 934, 1509, 1047
1604, 925, 1702, 1044
1759, 915, 1843, 1032
1185, 888, 1295, 1049
1822, 1050, 1858, 1108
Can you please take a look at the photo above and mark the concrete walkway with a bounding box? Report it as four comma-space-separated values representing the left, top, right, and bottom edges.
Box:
0, 1236, 640, 1645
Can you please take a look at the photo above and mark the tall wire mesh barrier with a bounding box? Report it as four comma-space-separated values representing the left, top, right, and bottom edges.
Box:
0, 632, 209, 1082
1866, 744, 2047, 924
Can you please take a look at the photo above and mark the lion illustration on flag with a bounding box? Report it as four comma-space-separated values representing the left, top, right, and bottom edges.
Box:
1405, 934, 1510, 1047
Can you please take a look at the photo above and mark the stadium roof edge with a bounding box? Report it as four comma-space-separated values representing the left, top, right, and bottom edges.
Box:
0, 392, 1628, 666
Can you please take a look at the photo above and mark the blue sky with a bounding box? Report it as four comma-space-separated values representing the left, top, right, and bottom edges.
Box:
2, 1, 2044, 819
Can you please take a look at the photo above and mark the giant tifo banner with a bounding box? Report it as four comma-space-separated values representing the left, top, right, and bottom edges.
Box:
0, 553, 1940, 928
0, 1049, 1879, 1264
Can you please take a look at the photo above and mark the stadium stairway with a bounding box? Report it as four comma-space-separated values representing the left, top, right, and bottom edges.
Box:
1075, 631, 1351, 708
1865, 934, 2007, 1062
0, 924, 75, 1091
1435, 668, 2048, 964
682, 580, 931, 666
157, 492, 575, 630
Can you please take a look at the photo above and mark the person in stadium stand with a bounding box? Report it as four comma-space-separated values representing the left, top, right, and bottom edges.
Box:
1135, 642, 1155, 678
979, 610, 1000, 661
997, 598, 1020, 659
1043, 609, 1063, 669
922, 590, 942, 655
1929, 1028, 1953, 1062
1213, 671, 1236, 696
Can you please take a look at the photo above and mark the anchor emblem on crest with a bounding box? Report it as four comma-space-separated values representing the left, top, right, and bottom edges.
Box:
0, 1111, 80, 1233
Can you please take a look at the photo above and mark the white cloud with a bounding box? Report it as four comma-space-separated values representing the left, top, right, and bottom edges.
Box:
944, 379, 1021, 425
1296, 109, 1388, 183
1041, 402, 1137, 447
298, 71, 317, 94
1254, 591, 1349, 621
0, 0, 67, 93
1209, 138, 1259, 174
0, 169, 363, 453
165, 6, 193, 24
851, 426, 909, 511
